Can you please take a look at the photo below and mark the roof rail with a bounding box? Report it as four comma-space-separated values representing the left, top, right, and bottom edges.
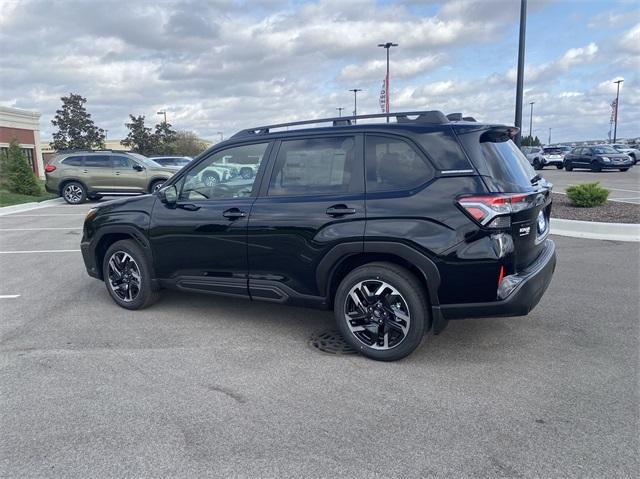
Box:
54, 149, 115, 153
231, 110, 449, 139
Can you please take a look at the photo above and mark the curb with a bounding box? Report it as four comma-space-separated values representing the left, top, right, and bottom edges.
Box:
551, 218, 640, 242
0, 197, 65, 216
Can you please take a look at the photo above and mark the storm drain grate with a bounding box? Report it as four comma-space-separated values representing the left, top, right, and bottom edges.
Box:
309, 330, 357, 355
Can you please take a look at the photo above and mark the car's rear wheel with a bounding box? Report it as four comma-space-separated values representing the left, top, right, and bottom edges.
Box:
203, 172, 220, 186
533, 159, 543, 170
556, 164, 563, 169
62, 181, 86, 204
620, 168, 629, 172
103, 240, 159, 310
591, 161, 602, 172
240, 168, 254, 180
334, 262, 428, 361
564, 161, 573, 171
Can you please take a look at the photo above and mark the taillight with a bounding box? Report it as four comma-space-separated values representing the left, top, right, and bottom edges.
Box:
45, 164, 56, 173
457, 193, 534, 228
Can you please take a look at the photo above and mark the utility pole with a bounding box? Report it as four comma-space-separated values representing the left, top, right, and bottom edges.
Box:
156, 110, 167, 124
378, 42, 398, 122
514, 0, 527, 146
548, 128, 551, 145
613, 79, 623, 143
529, 101, 535, 141
349, 88, 362, 123
217, 131, 223, 142
104, 129, 108, 142
336, 107, 344, 117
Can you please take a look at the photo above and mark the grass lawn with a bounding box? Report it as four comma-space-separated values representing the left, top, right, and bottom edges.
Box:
0, 180, 57, 207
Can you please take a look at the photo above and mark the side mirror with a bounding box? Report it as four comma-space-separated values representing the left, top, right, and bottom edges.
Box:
159, 185, 177, 205
133, 163, 145, 171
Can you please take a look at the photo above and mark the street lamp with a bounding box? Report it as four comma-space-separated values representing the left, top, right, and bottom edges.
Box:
548, 128, 551, 145
514, 0, 527, 146
613, 79, 623, 143
529, 101, 535, 141
216, 131, 223, 142
104, 129, 108, 142
378, 42, 398, 122
336, 107, 344, 117
156, 110, 167, 124
349, 89, 362, 122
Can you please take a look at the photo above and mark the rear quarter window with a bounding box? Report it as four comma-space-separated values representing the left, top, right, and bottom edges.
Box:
479, 140, 536, 191
62, 156, 83, 166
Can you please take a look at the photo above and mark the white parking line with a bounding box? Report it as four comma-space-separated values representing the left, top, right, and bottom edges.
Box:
2, 214, 86, 218
0, 250, 81, 254
0, 228, 82, 231
0, 294, 20, 299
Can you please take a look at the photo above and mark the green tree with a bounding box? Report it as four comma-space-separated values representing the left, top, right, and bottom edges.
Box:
50, 93, 105, 150
154, 121, 177, 155
521, 135, 542, 147
5, 139, 41, 195
167, 130, 208, 156
121, 115, 159, 155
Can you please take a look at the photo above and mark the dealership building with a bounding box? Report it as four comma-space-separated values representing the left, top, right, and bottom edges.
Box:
0, 106, 45, 179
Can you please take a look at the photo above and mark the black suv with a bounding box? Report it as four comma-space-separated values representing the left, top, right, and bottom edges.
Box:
81, 111, 556, 361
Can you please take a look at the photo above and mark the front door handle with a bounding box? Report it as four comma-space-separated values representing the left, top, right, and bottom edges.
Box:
326, 204, 356, 216
179, 203, 200, 211
223, 208, 247, 219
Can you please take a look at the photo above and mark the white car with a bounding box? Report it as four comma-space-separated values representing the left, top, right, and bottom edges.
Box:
610, 144, 639, 164
521, 146, 546, 170
541, 147, 568, 169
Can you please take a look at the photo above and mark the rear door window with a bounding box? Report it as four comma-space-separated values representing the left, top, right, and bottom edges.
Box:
267, 136, 361, 196
112, 155, 132, 168
84, 155, 111, 168
62, 156, 83, 166
365, 135, 434, 192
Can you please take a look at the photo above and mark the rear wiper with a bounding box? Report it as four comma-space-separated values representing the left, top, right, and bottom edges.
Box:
531, 174, 541, 184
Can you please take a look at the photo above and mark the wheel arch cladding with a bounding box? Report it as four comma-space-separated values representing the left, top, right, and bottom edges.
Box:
94, 229, 153, 280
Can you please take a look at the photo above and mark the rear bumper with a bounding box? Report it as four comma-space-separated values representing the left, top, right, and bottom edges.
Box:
440, 239, 556, 320
45, 182, 58, 194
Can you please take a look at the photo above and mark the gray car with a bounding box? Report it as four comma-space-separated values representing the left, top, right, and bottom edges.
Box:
45, 151, 178, 204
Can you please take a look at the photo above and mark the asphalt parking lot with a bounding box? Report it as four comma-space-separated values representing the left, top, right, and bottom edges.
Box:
541, 166, 640, 204
1, 201, 638, 478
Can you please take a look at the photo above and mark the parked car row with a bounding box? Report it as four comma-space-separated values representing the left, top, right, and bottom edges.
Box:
521, 144, 635, 173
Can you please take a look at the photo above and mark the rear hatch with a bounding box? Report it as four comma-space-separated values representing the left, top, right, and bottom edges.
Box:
455, 125, 552, 271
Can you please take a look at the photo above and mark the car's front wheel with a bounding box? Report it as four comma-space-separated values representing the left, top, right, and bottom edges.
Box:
62, 181, 86, 204
533, 159, 543, 170
620, 168, 629, 172
203, 172, 220, 186
103, 240, 159, 310
334, 262, 428, 361
591, 161, 602, 172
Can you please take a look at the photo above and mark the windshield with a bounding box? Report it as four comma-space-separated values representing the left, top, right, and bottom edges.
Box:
480, 139, 537, 191
592, 146, 619, 154
129, 152, 162, 168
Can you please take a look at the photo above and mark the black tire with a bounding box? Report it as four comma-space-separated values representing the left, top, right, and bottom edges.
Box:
334, 262, 428, 361
533, 159, 543, 170
61, 181, 86, 204
556, 164, 563, 169
591, 161, 602, 172
103, 240, 159, 310
630, 154, 637, 165
564, 161, 573, 171
149, 179, 165, 193
620, 168, 629, 172
87, 194, 102, 201
203, 172, 220, 186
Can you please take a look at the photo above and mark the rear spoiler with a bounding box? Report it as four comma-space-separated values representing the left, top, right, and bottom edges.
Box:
479, 126, 520, 142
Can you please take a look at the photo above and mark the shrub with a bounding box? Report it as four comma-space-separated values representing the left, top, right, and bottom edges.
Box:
566, 182, 609, 207
5, 139, 41, 196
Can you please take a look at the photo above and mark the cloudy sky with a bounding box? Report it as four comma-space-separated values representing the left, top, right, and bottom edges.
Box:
0, 0, 638, 143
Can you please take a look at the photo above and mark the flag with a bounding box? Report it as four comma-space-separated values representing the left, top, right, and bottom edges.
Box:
379, 78, 387, 113
610, 98, 617, 122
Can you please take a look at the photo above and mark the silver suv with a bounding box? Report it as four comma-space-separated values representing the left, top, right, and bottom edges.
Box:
45, 151, 178, 204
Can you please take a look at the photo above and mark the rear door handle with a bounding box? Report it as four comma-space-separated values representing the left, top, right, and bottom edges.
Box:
326, 204, 356, 216
223, 208, 247, 219
179, 203, 200, 211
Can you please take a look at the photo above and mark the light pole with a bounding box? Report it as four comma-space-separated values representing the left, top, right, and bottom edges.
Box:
378, 42, 398, 122
156, 110, 167, 124
349, 88, 362, 123
217, 131, 223, 142
104, 129, 108, 142
548, 128, 551, 145
613, 79, 623, 143
514, 0, 527, 146
529, 101, 535, 141
336, 107, 344, 117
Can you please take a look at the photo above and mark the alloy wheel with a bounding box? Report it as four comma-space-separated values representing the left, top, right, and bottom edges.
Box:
107, 251, 142, 302
204, 175, 218, 187
344, 279, 411, 350
63, 184, 83, 203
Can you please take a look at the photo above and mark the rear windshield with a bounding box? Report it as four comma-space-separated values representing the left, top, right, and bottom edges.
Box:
480, 139, 536, 191
543, 148, 564, 154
